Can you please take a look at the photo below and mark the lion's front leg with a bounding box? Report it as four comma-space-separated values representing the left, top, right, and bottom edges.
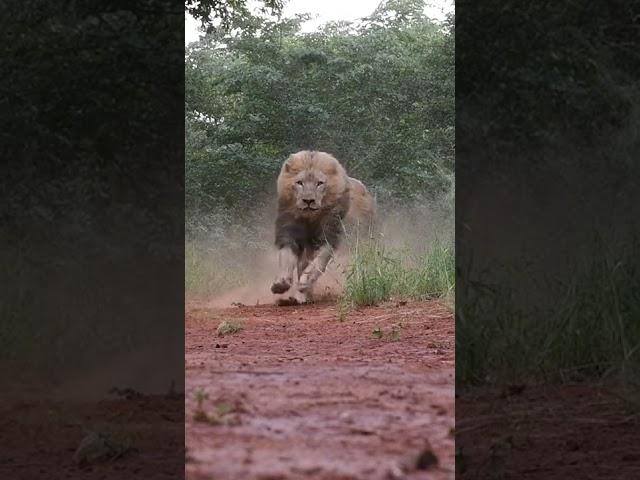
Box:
271, 246, 298, 294
297, 243, 334, 295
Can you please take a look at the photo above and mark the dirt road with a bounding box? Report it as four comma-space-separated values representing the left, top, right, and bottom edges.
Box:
457, 384, 640, 479
0, 376, 183, 479
185, 299, 455, 480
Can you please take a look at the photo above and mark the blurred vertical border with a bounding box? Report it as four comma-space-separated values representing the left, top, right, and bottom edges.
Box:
0, 1, 185, 478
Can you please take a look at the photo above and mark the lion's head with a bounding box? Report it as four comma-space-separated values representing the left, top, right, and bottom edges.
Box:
277, 151, 348, 217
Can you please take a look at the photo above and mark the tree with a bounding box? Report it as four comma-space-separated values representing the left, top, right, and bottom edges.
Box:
186, 0, 284, 32
185, 2, 454, 236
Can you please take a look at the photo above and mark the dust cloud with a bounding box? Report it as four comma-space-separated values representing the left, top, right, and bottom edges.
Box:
199, 194, 453, 308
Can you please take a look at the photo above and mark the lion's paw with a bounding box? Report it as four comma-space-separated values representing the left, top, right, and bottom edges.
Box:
276, 297, 298, 306
271, 278, 291, 294
292, 288, 309, 304
274, 288, 309, 307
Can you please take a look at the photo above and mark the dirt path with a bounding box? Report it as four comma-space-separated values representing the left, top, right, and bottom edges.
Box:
185, 299, 455, 480
457, 384, 640, 479
0, 381, 183, 479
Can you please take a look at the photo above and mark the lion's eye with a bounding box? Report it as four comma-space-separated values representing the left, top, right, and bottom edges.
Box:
317, 181, 324, 186
296, 180, 303, 186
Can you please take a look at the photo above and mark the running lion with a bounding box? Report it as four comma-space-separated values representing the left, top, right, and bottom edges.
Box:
271, 150, 375, 305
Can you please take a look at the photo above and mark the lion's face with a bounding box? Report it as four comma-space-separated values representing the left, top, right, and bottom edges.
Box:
292, 169, 329, 213
277, 151, 348, 217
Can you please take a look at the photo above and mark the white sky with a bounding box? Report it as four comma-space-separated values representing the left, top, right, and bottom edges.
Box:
185, 0, 454, 45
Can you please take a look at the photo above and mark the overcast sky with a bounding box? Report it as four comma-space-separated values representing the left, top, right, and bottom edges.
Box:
186, 0, 454, 45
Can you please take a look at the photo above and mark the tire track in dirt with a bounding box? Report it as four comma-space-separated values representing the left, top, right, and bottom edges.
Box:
185, 300, 455, 480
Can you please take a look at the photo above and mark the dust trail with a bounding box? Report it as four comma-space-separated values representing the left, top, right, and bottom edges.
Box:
203, 197, 452, 308
206, 250, 276, 308
206, 246, 350, 307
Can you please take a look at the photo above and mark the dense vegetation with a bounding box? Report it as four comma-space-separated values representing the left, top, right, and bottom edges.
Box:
185, 0, 454, 239
456, 2, 640, 389
186, 0, 284, 33
1, 2, 184, 371
2, 2, 183, 250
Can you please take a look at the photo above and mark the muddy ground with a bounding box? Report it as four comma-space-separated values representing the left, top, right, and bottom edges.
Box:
457, 383, 640, 479
185, 299, 455, 480
0, 380, 183, 479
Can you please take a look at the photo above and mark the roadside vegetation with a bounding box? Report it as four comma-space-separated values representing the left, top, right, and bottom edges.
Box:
185, 0, 455, 303
341, 237, 454, 308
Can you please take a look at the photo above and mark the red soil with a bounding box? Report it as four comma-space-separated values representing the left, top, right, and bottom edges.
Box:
0, 385, 183, 479
185, 299, 455, 480
457, 383, 640, 479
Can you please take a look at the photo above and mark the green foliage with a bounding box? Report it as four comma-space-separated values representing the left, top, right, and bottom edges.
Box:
1, 2, 184, 374
186, 1, 454, 238
456, 2, 640, 394
3, 2, 183, 244
186, 0, 284, 33
457, 1, 639, 161
457, 239, 640, 388
341, 236, 454, 308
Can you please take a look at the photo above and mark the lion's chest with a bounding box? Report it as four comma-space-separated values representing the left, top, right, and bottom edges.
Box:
275, 211, 344, 253
290, 221, 328, 250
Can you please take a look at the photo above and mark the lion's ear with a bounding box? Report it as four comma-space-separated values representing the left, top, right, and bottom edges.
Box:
284, 162, 291, 174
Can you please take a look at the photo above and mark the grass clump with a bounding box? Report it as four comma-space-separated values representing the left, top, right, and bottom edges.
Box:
371, 323, 403, 341
456, 240, 640, 394
216, 319, 243, 336
73, 426, 135, 466
340, 236, 454, 309
192, 388, 241, 425
390, 323, 402, 341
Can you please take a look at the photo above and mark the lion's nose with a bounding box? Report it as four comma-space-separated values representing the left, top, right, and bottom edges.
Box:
303, 199, 314, 205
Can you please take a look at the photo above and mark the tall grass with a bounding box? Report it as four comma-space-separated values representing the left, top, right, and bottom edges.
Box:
0, 242, 178, 372
340, 235, 455, 308
456, 241, 640, 393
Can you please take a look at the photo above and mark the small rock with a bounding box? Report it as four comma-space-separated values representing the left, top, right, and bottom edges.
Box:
386, 464, 405, 479
415, 445, 438, 470
397, 442, 438, 473
73, 431, 132, 466
339, 411, 353, 424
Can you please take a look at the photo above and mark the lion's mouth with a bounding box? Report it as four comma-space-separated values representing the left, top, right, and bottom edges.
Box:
301, 206, 319, 211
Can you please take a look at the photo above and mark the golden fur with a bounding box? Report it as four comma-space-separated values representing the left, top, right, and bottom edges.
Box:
276, 150, 375, 222
345, 176, 376, 223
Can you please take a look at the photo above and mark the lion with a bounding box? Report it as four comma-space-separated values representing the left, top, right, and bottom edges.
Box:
271, 150, 375, 305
